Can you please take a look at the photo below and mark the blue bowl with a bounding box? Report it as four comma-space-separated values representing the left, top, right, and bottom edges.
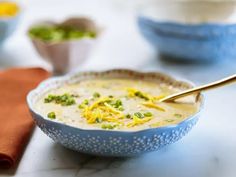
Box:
27, 69, 203, 156
138, 16, 236, 62
0, 14, 20, 44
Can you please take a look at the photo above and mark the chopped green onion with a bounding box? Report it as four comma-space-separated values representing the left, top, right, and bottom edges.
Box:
93, 92, 101, 98
114, 99, 122, 108
29, 25, 97, 43
106, 99, 123, 110
44, 93, 75, 106
134, 112, 144, 118
126, 114, 132, 119
174, 113, 182, 118
47, 112, 56, 119
134, 91, 149, 100
101, 124, 116, 129
44, 94, 55, 103
118, 106, 124, 111
144, 112, 153, 117
83, 99, 89, 105
78, 104, 84, 109
95, 118, 102, 123
78, 99, 89, 109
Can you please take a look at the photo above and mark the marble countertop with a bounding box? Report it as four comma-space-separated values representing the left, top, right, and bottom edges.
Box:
1, 0, 236, 177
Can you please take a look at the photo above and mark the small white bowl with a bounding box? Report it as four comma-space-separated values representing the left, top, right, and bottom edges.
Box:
28, 17, 101, 75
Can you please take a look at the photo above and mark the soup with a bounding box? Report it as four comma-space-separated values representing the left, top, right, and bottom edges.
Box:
34, 79, 199, 131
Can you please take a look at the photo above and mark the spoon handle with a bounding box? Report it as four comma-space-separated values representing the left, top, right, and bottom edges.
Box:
159, 74, 236, 102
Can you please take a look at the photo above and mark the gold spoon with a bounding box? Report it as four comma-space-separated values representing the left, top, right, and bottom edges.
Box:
159, 74, 236, 102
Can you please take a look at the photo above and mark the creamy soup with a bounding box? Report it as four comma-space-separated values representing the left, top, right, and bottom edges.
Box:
35, 79, 199, 131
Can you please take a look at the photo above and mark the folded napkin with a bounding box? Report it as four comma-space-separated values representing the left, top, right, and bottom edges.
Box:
0, 68, 50, 168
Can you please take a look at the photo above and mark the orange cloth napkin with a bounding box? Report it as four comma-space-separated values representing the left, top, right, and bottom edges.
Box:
0, 67, 50, 168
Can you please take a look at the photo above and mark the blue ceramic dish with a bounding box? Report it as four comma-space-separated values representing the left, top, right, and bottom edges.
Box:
0, 13, 20, 45
138, 16, 236, 62
27, 69, 203, 156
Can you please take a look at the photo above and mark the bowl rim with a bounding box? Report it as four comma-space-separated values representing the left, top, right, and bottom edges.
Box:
27, 17, 102, 46
27, 68, 204, 133
137, 1, 236, 25
137, 16, 236, 39
138, 15, 236, 28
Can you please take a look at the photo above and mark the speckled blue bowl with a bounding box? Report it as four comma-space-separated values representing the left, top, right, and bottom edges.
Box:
27, 69, 203, 157
0, 13, 20, 45
138, 16, 236, 62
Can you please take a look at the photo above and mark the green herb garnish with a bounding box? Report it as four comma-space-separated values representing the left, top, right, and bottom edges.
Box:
126, 114, 132, 119
83, 99, 89, 105
93, 92, 100, 98
144, 112, 153, 117
47, 112, 56, 119
134, 112, 144, 118
78, 104, 84, 109
113, 99, 122, 108
134, 91, 149, 101
29, 25, 97, 42
95, 118, 102, 123
78, 99, 89, 109
106, 99, 124, 111
44, 93, 75, 106
101, 124, 116, 130
174, 114, 182, 118
44, 93, 76, 106
44, 94, 55, 103
118, 106, 124, 111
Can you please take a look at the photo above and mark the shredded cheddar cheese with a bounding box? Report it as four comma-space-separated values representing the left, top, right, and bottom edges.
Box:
127, 115, 153, 127
126, 87, 165, 112
127, 88, 154, 101
154, 94, 167, 101
0, 2, 19, 17
80, 97, 124, 125
142, 101, 165, 112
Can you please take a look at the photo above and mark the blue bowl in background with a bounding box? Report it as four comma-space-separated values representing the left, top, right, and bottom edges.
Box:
27, 69, 203, 157
0, 14, 20, 45
137, 0, 236, 62
138, 16, 236, 62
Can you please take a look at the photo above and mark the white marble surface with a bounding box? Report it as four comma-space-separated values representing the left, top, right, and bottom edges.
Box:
1, 0, 236, 177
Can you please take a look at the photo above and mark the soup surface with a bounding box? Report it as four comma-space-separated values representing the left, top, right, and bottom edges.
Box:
35, 79, 199, 131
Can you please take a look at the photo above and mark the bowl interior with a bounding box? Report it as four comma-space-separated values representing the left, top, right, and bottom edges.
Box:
27, 17, 100, 44
138, 1, 236, 24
